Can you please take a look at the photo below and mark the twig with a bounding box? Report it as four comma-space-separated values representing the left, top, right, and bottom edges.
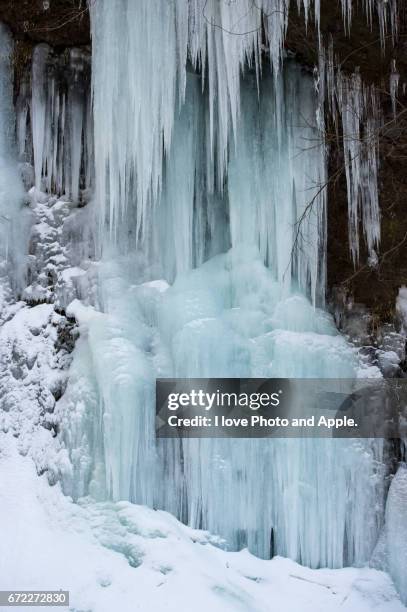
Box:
202, 0, 286, 37
341, 229, 407, 286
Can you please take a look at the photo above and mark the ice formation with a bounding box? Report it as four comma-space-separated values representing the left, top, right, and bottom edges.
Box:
90, 0, 394, 259
318, 42, 381, 264
55, 0, 395, 570
61, 246, 388, 566
390, 59, 400, 117
385, 464, 407, 603
20, 44, 92, 203
0, 25, 28, 294
11, 0, 391, 267
0, 0, 406, 607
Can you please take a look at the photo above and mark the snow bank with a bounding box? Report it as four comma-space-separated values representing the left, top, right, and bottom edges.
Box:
0, 435, 404, 612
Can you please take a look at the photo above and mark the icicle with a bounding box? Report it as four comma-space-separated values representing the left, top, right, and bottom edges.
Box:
31, 44, 50, 192
91, 0, 290, 240
340, 0, 352, 35
342, 0, 399, 48
155, 74, 201, 279
0, 23, 28, 293
90, 0, 392, 258
29, 44, 91, 201
16, 74, 30, 161
340, 72, 381, 263
390, 59, 399, 117
320, 43, 381, 265
68, 49, 86, 203
375, 0, 398, 49
228, 64, 326, 303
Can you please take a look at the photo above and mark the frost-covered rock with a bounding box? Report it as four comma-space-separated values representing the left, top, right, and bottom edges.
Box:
0, 298, 73, 481
0, 185, 96, 484
22, 191, 96, 310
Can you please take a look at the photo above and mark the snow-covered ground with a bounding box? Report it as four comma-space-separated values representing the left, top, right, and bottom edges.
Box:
0, 434, 405, 612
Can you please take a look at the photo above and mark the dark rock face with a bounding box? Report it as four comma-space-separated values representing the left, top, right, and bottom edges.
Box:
0, 0, 90, 48
328, 110, 407, 328
285, 4, 407, 326
286, 3, 407, 86
1, 0, 406, 326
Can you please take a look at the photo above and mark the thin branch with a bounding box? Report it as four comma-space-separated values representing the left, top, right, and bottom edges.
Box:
341, 230, 407, 286
202, 0, 286, 37
25, 1, 94, 35
283, 165, 344, 281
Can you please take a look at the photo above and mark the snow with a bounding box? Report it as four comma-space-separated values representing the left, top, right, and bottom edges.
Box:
0, 186, 95, 484
20, 187, 97, 310
0, 435, 405, 612
0, 298, 71, 478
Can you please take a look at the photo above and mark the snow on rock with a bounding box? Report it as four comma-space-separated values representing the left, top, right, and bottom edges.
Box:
0, 187, 97, 485
377, 350, 401, 377
66, 299, 103, 327
0, 434, 405, 612
0, 299, 73, 481
23, 191, 96, 310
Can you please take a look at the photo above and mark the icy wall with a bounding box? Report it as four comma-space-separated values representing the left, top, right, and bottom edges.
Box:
52, 0, 395, 570
1, 0, 406, 596
91, 0, 394, 266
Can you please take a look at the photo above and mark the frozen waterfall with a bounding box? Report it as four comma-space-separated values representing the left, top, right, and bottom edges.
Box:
53, 0, 390, 570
